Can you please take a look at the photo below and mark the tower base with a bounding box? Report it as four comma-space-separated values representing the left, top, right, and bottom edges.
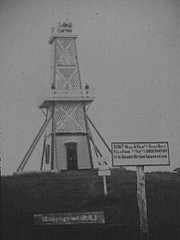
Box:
44, 134, 93, 171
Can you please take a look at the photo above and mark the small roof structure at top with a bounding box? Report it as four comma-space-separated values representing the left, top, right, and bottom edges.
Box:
49, 21, 77, 44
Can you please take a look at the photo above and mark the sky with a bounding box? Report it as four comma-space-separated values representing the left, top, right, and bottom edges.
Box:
0, 0, 180, 175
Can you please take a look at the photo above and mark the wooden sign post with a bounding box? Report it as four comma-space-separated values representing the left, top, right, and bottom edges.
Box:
97, 157, 111, 196
103, 175, 108, 195
111, 142, 170, 240
136, 166, 149, 240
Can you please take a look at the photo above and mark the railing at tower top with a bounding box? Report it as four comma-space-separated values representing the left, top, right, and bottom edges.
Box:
38, 89, 95, 108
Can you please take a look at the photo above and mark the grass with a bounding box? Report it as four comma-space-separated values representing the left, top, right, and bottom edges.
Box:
1, 168, 180, 239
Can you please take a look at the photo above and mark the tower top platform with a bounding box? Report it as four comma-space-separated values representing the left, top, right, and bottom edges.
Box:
49, 22, 78, 44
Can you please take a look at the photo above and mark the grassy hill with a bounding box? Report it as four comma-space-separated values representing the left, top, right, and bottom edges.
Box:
1, 169, 180, 239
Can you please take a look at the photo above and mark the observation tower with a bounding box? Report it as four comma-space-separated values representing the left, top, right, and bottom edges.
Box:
16, 22, 111, 173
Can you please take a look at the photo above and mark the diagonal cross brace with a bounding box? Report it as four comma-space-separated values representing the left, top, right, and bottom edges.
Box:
16, 114, 52, 173
56, 104, 85, 132
86, 115, 112, 154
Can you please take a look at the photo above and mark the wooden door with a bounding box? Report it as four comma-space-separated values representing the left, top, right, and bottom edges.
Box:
66, 143, 78, 170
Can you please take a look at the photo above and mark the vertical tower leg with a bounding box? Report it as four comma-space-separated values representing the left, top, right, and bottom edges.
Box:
51, 104, 56, 170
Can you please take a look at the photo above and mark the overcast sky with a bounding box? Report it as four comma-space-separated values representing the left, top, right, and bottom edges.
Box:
1, 0, 180, 175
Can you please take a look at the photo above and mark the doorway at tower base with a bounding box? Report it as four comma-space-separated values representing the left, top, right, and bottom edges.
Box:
44, 134, 93, 171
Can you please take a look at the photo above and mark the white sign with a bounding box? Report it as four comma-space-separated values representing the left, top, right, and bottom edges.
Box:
96, 157, 112, 170
98, 169, 111, 176
112, 142, 170, 166
34, 211, 105, 225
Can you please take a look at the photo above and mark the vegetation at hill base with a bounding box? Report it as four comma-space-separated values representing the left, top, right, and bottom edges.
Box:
1, 168, 180, 240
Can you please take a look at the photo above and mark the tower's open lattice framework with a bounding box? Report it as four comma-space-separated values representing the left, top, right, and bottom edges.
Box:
16, 22, 111, 173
